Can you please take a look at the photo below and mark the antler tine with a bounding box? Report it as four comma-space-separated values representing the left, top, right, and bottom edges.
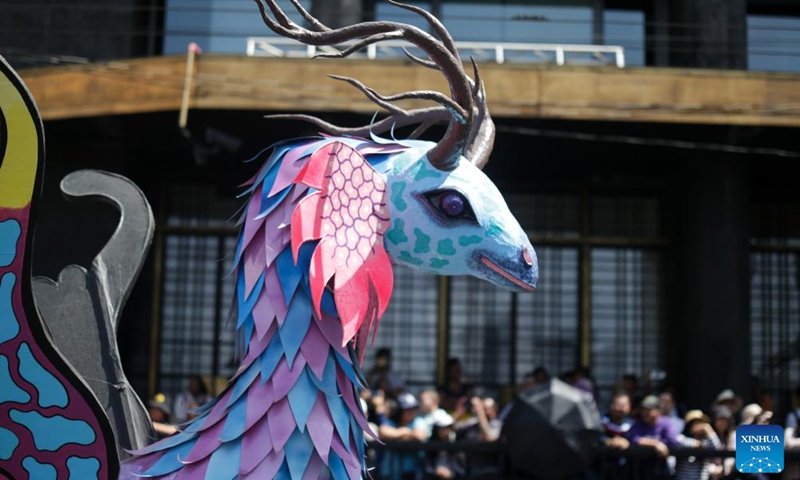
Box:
329, 75, 409, 116
286, 0, 330, 32
259, 0, 300, 31
470, 57, 483, 96
464, 58, 495, 169
328, 74, 469, 121
403, 47, 438, 69
400, 54, 495, 169
254, 0, 475, 170
387, 1, 459, 57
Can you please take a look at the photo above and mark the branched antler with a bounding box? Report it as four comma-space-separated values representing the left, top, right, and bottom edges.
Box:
254, 0, 494, 170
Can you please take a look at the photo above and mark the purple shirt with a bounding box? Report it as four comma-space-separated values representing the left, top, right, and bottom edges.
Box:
626, 416, 679, 447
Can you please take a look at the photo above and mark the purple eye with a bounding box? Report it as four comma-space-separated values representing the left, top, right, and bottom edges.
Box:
440, 193, 465, 217
425, 189, 476, 222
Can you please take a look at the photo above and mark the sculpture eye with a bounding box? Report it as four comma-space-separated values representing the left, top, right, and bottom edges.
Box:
425, 189, 476, 222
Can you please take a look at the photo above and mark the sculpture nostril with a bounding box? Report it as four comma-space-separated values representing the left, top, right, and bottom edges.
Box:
523, 248, 534, 267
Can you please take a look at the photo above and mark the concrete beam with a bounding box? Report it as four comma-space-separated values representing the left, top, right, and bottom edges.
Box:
18, 54, 800, 127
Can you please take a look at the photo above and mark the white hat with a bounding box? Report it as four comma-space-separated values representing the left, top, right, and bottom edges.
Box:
740, 403, 763, 425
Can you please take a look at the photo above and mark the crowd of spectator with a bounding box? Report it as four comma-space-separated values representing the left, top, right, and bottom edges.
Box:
359, 351, 800, 480
144, 361, 800, 480
596, 377, 787, 480
362, 351, 503, 479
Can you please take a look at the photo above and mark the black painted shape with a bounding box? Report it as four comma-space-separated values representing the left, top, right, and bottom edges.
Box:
33, 169, 156, 456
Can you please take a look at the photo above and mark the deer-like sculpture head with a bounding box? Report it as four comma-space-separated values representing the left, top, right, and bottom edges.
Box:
257, 0, 538, 294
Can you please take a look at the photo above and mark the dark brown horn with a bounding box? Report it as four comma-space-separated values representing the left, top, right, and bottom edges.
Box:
254, 0, 492, 170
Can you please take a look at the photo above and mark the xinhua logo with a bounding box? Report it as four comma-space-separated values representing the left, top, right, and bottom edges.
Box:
736, 424, 784, 474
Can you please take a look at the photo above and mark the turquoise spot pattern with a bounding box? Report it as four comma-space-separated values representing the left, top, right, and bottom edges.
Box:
0, 355, 30, 404
411, 162, 442, 181
398, 251, 423, 266
0, 220, 20, 268
23, 457, 57, 480
0, 273, 19, 345
18, 342, 68, 408
436, 239, 456, 256
67, 457, 100, 480
430, 258, 450, 269
386, 219, 408, 245
390, 182, 407, 212
0, 427, 19, 461
458, 235, 483, 247
413, 228, 431, 254
9, 410, 96, 451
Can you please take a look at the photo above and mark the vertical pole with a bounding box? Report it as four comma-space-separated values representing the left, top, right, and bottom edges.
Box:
579, 188, 592, 368
147, 181, 168, 399
437, 276, 451, 386
592, 0, 605, 45
510, 292, 518, 388
147, 0, 158, 56
179, 43, 201, 130
210, 236, 225, 396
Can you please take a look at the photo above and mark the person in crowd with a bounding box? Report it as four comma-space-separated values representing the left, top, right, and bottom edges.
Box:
750, 376, 774, 412
573, 366, 596, 399
626, 395, 680, 479
598, 391, 634, 476
783, 386, 800, 480
173, 374, 211, 424
148, 392, 178, 440
711, 405, 736, 477
418, 390, 453, 436
367, 347, 406, 399
559, 369, 576, 386
740, 403, 772, 427
529, 366, 550, 388
378, 392, 429, 480
425, 415, 465, 480
674, 410, 723, 480
620, 373, 644, 417
498, 368, 550, 422
603, 391, 634, 448
439, 358, 473, 415
363, 388, 390, 431
754, 410, 772, 425
454, 396, 503, 476
660, 390, 685, 434
712, 389, 743, 419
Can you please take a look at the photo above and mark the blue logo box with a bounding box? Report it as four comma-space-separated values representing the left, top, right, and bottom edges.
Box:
736, 424, 784, 474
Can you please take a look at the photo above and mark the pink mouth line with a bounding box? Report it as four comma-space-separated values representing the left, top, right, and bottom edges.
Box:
480, 256, 536, 292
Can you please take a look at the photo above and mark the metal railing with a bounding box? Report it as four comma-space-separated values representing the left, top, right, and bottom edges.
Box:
245, 37, 626, 68
366, 441, 800, 479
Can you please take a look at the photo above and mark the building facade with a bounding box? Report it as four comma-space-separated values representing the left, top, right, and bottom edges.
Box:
3, 0, 800, 416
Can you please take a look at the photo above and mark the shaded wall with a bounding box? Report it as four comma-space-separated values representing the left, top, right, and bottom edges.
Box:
645, 0, 747, 69
0, 0, 163, 66
671, 154, 752, 409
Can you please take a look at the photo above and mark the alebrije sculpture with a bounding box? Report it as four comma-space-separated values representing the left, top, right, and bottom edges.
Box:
121, 3, 538, 478
0, 1, 538, 479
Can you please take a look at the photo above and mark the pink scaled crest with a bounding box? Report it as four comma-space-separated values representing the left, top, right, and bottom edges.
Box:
290, 141, 393, 349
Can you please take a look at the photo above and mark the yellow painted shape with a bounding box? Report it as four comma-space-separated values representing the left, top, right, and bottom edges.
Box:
0, 67, 39, 209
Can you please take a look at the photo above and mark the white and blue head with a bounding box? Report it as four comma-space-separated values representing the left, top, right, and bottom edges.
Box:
380, 147, 537, 292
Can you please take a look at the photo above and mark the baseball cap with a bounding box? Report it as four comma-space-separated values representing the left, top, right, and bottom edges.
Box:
397, 392, 419, 410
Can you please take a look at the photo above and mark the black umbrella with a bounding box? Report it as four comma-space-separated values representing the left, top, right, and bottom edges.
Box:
502, 379, 603, 479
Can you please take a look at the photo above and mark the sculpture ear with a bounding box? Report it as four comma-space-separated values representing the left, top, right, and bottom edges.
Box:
291, 141, 394, 348
33, 169, 156, 455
